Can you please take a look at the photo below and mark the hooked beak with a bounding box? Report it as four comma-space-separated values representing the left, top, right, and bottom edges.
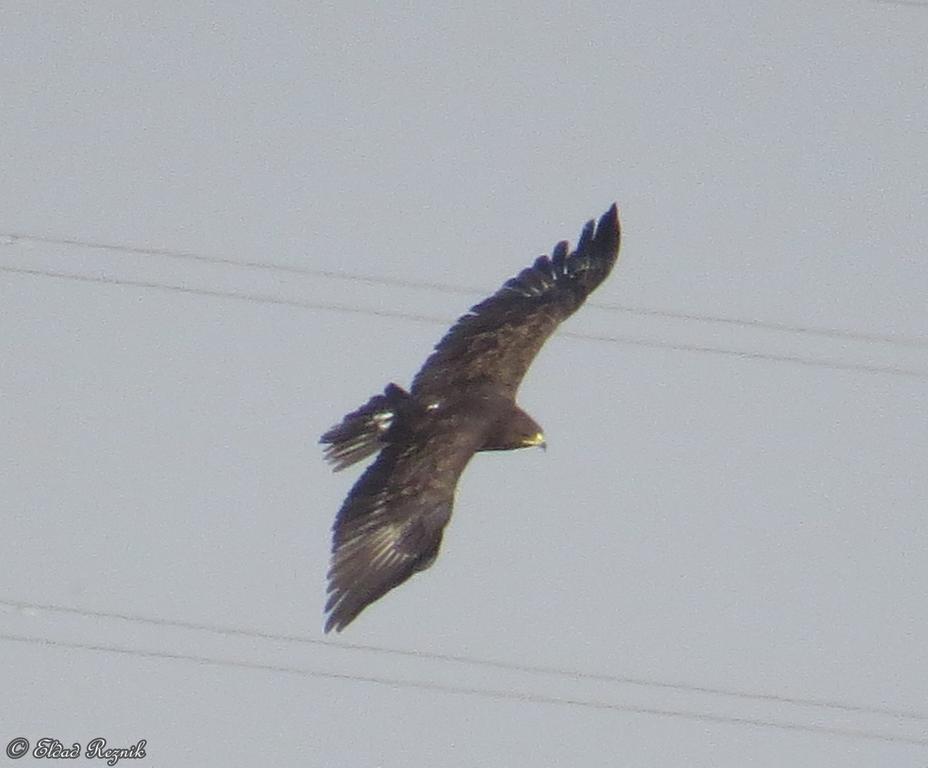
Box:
525, 432, 546, 451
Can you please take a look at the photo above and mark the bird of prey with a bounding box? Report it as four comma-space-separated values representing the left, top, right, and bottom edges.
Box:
320, 205, 621, 632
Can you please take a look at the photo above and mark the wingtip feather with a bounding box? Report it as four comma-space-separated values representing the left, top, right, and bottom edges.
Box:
575, 218, 596, 254
586, 203, 620, 266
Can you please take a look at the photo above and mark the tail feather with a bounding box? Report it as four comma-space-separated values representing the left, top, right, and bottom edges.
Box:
320, 384, 410, 471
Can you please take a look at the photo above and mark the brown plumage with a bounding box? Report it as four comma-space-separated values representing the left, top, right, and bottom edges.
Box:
320, 205, 621, 632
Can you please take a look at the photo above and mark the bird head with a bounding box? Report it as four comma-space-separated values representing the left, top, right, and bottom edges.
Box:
480, 405, 546, 453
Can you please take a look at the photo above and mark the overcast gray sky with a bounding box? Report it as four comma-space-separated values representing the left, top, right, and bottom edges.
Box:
2, 2, 927, 766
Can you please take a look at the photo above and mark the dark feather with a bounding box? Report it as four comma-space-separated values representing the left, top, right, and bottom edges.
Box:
320, 384, 412, 471
325, 411, 493, 632
411, 204, 620, 399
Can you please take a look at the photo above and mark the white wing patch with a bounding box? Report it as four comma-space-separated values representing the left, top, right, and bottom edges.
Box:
372, 411, 394, 432
341, 519, 412, 571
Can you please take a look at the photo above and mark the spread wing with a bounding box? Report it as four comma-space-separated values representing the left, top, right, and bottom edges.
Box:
324, 432, 479, 632
411, 204, 621, 400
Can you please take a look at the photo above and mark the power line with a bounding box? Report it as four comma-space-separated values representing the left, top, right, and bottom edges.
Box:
4, 265, 927, 381
2, 632, 925, 747
871, 0, 928, 8
0, 265, 450, 323
3, 598, 925, 724
560, 327, 928, 380
3, 230, 926, 349
592, 301, 928, 349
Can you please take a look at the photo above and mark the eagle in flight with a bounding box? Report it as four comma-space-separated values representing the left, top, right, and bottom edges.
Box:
320, 205, 621, 632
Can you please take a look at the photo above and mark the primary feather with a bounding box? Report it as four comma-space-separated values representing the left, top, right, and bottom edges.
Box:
411, 204, 620, 399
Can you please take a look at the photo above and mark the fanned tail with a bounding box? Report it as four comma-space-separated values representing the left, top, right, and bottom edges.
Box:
320, 384, 411, 471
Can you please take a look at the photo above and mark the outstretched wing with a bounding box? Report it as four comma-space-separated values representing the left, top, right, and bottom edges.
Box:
411, 204, 621, 400
325, 432, 479, 633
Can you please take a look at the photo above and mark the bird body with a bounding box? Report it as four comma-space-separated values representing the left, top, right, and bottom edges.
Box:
321, 205, 621, 632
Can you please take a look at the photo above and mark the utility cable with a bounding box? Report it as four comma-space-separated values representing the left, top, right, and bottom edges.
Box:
3, 265, 926, 381
3, 231, 925, 349
2, 632, 925, 747
2, 598, 924, 724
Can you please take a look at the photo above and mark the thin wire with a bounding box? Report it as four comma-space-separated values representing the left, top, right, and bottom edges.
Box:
3, 265, 927, 381
3, 598, 925, 724
0, 265, 448, 324
871, 0, 928, 7
591, 301, 928, 349
3, 230, 926, 349
2, 633, 925, 747
560, 328, 928, 380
